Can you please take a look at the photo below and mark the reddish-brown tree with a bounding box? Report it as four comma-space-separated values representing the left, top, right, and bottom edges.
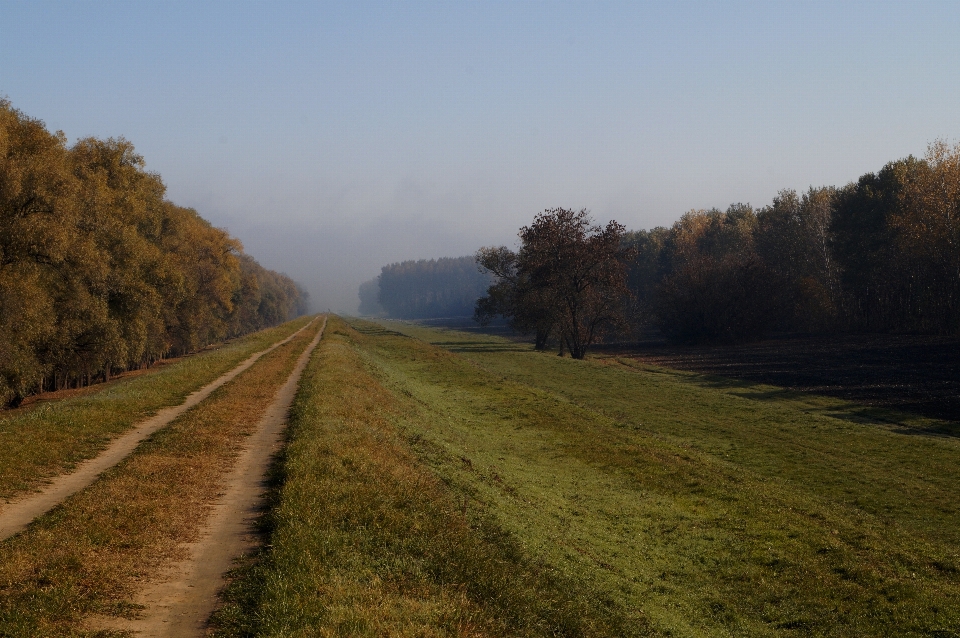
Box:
516, 208, 633, 359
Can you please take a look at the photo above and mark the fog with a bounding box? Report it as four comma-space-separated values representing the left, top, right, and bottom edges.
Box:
3, 2, 959, 312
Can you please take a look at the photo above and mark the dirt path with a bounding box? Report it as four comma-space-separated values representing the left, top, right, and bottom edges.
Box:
98, 316, 326, 637
0, 319, 317, 542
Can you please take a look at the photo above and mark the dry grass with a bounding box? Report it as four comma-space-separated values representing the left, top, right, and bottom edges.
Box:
0, 320, 323, 637
211, 317, 643, 637
0, 317, 313, 500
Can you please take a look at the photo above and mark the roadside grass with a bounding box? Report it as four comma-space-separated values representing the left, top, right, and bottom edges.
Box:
331, 318, 957, 636
0, 316, 312, 500
211, 316, 643, 637
0, 319, 323, 637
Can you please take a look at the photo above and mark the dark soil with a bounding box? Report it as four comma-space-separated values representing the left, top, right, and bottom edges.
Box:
601, 333, 960, 425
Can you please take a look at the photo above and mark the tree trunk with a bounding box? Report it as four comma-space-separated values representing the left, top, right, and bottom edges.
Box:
534, 328, 550, 350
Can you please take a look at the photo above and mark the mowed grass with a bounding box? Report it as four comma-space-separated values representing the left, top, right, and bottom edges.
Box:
212, 316, 641, 637
0, 318, 323, 637
376, 320, 960, 635
223, 316, 959, 637
0, 316, 312, 500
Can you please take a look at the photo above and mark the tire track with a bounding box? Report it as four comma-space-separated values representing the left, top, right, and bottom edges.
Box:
101, 316, 326, 637
0, 318, 317, 541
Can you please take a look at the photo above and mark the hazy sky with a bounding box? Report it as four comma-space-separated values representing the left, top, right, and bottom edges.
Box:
2, 1, 959, 311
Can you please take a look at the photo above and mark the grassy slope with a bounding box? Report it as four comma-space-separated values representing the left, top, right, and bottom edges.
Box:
381, 321, 960, 636
213, 317, 639, 638
0, 316, 312, 499
219, 318, 959, 637
0, 319, 323, 637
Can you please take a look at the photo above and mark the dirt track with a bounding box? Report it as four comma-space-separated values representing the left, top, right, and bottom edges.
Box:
94, 316, 325, 637
0, 319, 315, 542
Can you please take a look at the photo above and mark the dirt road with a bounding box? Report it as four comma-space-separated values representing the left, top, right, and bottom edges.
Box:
98, 316, 326, 637
0, 319, 316, 542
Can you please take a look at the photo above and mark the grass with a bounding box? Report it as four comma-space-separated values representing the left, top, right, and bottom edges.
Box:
211, 316, 640, 637
0, 316, 312, 500
0, 318, 323, 637
218, 317, 960, 637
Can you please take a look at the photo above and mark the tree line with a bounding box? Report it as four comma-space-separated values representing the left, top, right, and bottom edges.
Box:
475, 143, 960, 356
360, 256, 493, 319
361, 143, 959, 357
0, 99, 308, 407
624, 141, 960, 343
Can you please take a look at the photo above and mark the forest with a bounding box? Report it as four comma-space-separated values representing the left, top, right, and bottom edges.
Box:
368, 142, 960, 356
0, 100, 308, 407
625, 142, 960, 343
362, 256, 493, 319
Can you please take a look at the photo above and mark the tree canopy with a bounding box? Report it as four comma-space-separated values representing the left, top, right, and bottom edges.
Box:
0, 99, 308, 407
376, 256, 492, 319
477, 208, 633, 359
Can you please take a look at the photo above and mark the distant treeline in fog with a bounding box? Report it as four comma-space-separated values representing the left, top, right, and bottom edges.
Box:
364, 143, 960, 345
0, 99, 309, 407
359, 256, 493, 319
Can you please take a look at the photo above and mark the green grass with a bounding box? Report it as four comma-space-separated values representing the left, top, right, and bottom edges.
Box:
216, 317, 960, 636
212, 317, 639, 637
0, 316, 312, 500
0, 319, 323, 637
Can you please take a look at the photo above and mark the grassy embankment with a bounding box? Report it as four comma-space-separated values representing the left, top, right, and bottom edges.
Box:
216, 317, 959, 637
0, 318, 323, 637
213, 315, 636, 637
0, 316, 312, 500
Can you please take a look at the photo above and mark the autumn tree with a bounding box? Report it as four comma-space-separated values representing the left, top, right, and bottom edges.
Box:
755, 187, 840, 331
0, 100, 73, 404
0, 99, 308, 407
892, 141, 960, 333
475, 246, 558, 349
653, 205, 781, 343
515, 208, 633, 359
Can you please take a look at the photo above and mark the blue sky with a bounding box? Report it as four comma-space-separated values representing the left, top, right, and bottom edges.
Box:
2, 1, 959, 311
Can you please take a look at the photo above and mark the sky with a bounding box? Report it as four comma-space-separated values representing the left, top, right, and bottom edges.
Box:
2, 1, 959, 312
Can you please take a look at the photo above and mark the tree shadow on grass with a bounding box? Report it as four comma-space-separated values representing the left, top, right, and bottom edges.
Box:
684, 372, 960, 439
432, 340, 530, 354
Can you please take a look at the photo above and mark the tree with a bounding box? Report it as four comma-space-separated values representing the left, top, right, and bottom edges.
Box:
0, 98, 309, 407
475, 246, 558, 349
517, 208, 633, 359
891, 140, 960, 333
755, 187, 840, 332
654, 205, 781, 343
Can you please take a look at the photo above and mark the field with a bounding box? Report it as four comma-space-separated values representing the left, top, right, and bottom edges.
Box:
214, 317, 959, 636
1, 315, 958, 636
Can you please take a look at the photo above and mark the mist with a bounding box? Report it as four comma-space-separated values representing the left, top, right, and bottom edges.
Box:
3, 2, 959, 313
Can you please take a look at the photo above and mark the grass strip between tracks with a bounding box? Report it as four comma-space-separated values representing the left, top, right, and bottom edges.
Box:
211, 316, 641, 638
0, 318, 323, 637
217, 316, 959, 637
0, 316, 312, 501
